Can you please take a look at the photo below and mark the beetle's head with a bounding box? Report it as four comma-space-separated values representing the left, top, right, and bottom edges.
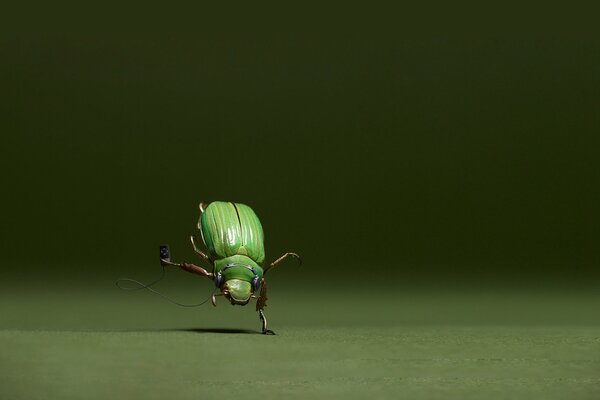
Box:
213, 263, 262, 306
221, 279, 252, 305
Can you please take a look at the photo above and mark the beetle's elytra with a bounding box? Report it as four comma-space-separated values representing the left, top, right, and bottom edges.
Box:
162, 201, 301, 335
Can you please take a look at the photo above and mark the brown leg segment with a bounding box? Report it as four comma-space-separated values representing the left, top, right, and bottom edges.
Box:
190, 235, 211, 261
199, 202, 208, 213
257, 280, 275, 334
161, 259, 213, 279
256, 279, 268, 311
264, 252, 302, 275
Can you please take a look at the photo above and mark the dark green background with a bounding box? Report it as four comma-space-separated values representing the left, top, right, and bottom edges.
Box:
2, 6, 598, 288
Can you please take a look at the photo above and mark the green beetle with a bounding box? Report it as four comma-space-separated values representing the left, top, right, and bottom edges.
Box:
162, 201, 301, 334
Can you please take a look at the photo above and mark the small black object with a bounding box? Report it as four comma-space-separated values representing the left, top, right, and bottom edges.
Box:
214, 271, 223, 288
159, 245, 171, 264
247, 266, 261, 292
215, 264, 232, 287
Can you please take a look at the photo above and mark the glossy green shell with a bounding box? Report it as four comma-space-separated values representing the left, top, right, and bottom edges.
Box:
199, 201, 265, 265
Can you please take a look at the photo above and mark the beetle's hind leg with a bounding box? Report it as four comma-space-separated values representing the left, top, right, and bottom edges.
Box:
199, 201, 208, 214
259, 309, 275, 335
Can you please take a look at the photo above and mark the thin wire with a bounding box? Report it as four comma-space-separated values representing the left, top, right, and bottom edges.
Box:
116, 264, 215, 307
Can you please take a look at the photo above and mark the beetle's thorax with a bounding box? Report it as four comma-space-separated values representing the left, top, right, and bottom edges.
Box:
214, 255, 262, 276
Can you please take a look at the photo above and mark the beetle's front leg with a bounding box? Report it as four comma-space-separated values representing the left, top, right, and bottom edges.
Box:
161, 259, 213, 280
256, 281, 274, 334
259, 309, 275, 335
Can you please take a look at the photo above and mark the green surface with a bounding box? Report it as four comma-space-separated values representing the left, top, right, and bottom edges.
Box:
2, 284, 600, 399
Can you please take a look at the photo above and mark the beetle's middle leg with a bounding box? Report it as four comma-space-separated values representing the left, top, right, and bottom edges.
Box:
190, 235, 211, 261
